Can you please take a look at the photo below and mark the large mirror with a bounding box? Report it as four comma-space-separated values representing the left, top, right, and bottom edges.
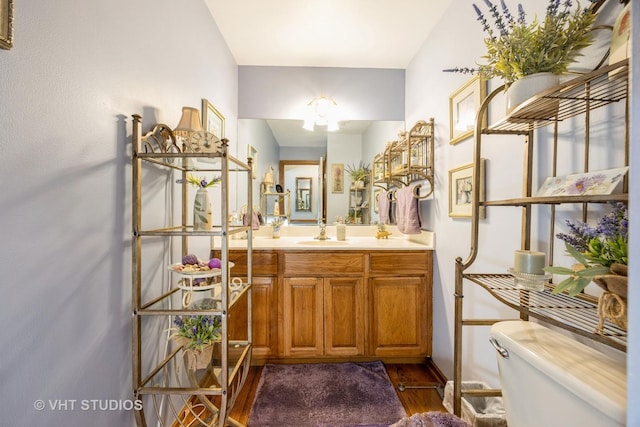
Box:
296, 177, 312, 211
238, 119, 405, 224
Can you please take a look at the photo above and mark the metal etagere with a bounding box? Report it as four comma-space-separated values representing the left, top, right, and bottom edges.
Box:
131, 115, 253, 427
452, 59, 629, 416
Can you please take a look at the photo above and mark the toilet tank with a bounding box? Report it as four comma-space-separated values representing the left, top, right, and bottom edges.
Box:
490, 321, 626, 427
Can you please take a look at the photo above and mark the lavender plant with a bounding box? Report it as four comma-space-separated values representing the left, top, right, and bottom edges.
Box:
169, 300, 222, 350
545, 203, 628, 295
446, 0, 597, 86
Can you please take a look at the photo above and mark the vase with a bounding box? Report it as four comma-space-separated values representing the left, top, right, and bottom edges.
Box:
193, 187, 212, 230
506, 72, 560, 115
594, 263, 628, 331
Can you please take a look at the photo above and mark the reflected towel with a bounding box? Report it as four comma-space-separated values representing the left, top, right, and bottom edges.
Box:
396, 184, 421, 234
242, 211, 261, 230
378, 190, 391, 224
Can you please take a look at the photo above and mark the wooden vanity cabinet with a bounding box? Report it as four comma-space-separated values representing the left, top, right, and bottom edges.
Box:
368, 251, 432, 357
219, 247, 432, 362
281, 252, 366, 358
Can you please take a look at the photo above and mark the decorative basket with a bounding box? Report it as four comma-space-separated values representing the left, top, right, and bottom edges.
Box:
594, 263, 628, 332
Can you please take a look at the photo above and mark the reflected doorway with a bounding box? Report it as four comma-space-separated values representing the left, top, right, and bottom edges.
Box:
280, 160, 326, 224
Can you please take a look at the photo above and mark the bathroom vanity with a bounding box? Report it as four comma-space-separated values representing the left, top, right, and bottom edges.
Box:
213, 225, 434, 364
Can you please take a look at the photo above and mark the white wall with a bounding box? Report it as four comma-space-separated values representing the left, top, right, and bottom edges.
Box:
405, 3, 637, 423
0, 1, 237, 425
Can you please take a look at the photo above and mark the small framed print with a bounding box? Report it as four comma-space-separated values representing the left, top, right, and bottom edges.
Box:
202, 98, 225, 139
448, 159, 485, 218
0, 0, 14, 50
449, 76, 486, 145
331, 163, 344, 193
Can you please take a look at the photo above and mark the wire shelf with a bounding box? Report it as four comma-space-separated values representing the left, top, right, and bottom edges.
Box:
464, 273, 627, 351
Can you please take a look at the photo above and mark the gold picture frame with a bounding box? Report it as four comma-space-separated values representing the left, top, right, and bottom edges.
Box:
448, 159, 485, 218
0, 0, 14, 50
202, 98, 225, 139
331, 163, 344, 193
449, 76, 486, 145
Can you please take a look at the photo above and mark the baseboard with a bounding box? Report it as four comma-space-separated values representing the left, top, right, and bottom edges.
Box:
251, 356, 430, 366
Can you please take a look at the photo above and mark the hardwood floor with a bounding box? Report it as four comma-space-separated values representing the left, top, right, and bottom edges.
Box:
228, 361, 447, 425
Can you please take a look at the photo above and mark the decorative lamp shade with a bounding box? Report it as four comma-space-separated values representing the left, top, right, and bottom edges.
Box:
263, 166, 275, 185
302, 95, 338, 132
174, 107, 203, 137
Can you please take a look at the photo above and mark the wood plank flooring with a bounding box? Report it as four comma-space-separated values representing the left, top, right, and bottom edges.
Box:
229, 362, 447, 425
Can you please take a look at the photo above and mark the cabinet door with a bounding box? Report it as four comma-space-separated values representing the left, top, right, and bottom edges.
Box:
324, 277, 364, 356
282, 277, 323, 356
251, 277, 278, 358
369, 276, 428, 357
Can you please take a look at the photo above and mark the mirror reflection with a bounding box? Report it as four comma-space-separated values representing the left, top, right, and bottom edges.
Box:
296, 177, 312, 211
237, 119, 405, 225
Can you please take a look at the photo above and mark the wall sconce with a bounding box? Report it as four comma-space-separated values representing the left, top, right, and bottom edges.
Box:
303, 95, 339, 132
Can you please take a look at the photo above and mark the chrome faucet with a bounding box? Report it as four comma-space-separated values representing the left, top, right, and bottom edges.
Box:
315, 221, 329, 240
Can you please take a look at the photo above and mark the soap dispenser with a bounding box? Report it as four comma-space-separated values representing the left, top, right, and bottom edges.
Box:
335, 216, 346, 241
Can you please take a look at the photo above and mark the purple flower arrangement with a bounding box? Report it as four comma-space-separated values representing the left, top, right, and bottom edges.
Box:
169, 300, 222, 350
545, 202, 628, 295
186, 174, 222, 189
444, 0, 597, 86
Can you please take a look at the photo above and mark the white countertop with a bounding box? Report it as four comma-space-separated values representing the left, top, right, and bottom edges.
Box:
220, 225, 434, 251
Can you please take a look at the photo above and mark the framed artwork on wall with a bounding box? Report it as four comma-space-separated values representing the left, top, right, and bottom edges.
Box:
448, 159, 486, 218
331, 163, 344, 193
449, 75, 486, 145
202, 98, 225, 139
0, 0, 14, 50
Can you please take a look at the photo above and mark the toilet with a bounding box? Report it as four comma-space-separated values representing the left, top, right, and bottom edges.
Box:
489, 321, 626, 427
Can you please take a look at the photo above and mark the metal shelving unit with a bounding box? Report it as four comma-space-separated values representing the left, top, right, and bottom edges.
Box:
131, 115, 253, 427
452, 59, 629, 416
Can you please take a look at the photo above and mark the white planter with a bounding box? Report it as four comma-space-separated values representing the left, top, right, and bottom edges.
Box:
506, 73, 560, 115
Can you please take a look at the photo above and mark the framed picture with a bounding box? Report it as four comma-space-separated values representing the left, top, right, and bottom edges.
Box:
0, 0, 14, 50
449, 76, 486, 145
331, 163, 344, 193
247, 145, 257, 179
448, 159, 485, 218
536, 167, 628, 197
202, 98, 225, 139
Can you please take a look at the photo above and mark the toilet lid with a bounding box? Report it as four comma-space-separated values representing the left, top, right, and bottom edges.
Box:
490, 321, 626, 423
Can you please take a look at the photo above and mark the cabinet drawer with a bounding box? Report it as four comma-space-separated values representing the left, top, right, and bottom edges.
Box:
212, 250, 278, 275
284, 252, 364, 275
369, 251, 431, 274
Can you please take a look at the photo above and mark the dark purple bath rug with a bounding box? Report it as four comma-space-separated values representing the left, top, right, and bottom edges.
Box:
247, 361, 406, 427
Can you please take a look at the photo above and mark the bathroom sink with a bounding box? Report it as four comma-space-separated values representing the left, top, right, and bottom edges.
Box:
296, 240, 349, 246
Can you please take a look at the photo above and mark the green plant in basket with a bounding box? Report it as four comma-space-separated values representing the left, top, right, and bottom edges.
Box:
168, 299, 222, 351
545, 202, 628, 296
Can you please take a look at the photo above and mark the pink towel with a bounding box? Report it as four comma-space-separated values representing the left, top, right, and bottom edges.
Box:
378, 190, 391, 224
395, 184, 421, 234
242, 211, 261, 230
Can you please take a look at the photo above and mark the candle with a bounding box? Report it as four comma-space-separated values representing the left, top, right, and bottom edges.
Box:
514, 250, 546, 275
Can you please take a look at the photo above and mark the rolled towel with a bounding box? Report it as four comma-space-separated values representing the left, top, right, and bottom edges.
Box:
377, 190, 391, 224
396, 184, 421, 234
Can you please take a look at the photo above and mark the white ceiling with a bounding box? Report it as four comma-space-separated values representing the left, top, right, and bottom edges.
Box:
204, 0, 453, 69
204, 0, 452, 146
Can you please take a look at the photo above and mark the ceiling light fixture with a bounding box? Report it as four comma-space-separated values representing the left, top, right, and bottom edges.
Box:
303, 95, 339, 132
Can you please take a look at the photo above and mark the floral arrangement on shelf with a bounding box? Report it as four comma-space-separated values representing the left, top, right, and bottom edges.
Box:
169, 299, 222, 351
544, 202, 628, 296
345, 161, 371, 184
446, 0, 597, 86
186, 174, 222, 189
